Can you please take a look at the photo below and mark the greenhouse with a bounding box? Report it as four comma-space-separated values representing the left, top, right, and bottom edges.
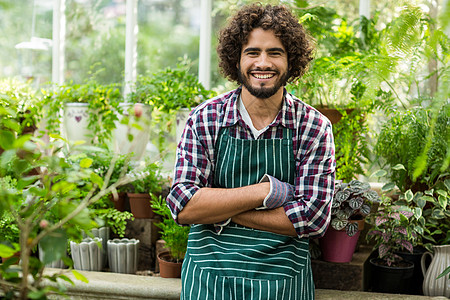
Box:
0, 0, 449, 299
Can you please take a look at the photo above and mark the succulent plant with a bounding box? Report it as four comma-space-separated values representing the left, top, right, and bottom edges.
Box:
331, 179, 380, 236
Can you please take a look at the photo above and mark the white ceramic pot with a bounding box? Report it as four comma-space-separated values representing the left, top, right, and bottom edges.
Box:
421, 244, 450, 297
38, 243, 67, 269
107, 238, 140, 274
63, 103, 92, 143
114, 103, 151, 160
90, 227, 110, 269
175, 108, 191, 145
70, 237, 104, 271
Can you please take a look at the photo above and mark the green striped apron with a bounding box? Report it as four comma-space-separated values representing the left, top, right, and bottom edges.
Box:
180, 127, 314, 300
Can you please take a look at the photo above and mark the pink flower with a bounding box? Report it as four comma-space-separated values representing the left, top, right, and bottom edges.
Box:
39, 220, 49, 228
134, 104, 143, 118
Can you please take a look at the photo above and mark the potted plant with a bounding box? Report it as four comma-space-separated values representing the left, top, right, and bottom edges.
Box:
151, 195, 190, 278
113, 101, 152, 160
319, 179, 380, 263
0, 128, 139, 298
373, 103, 450, 295
42, 75, 123, 146
126, 160, 165, 219
365, 196, 418, 293
0, 78, 43, 138
287, 6, 426, 182
131, 58, 216, 153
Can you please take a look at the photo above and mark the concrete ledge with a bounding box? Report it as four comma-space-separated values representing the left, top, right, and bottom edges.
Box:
44, 268, 447, 300
45, 268, 181, 300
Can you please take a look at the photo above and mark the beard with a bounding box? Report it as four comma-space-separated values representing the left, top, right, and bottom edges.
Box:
237, 66, 289, 99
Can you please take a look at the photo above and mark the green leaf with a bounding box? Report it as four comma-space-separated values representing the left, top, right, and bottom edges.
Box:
414, 225, 424, 235
422, 195, 437, 203
0, 130, 15, 150
16, 175, 38, 190
90, 172, 103, 187
80, 158, 93, 168
13, 135, 32, 148
438, 195, 448, 209
371, 169, 387, 177
444, 179, 450, 192
0, 243, 18, 258
392, 164, 406, 171
425, 189, 434, 196
431, 209, 445, 219
58, 274, 75, 285
417, 197, 426, 208
39, 228, 68, 264
436, 266, 450, 279
399, 213, 408, 222
331, 218, 347, 231
405, 190, 414, 202
27, 290, 46, 299
72, 270, 88, 283
414, 207, 422, 219
382, 182, 396, 192
436, 189, 448, 197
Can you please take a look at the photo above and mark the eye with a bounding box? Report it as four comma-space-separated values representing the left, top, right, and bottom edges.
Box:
269, 51, 282, 57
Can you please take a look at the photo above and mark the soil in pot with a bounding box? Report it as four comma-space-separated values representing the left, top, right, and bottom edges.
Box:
369, 258, 414, 294
157, 251, 183, 278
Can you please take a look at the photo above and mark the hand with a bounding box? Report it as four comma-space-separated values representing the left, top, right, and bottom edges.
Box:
257, 174, 295, 210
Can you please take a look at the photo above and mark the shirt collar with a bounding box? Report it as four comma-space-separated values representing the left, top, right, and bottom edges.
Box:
222, 86, 296, 130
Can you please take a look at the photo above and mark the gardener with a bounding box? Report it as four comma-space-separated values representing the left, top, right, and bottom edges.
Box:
166, 3, 335, 299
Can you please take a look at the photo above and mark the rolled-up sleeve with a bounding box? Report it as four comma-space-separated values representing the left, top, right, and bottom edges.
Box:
284, 115, 336, 239
166, 117, 213, 224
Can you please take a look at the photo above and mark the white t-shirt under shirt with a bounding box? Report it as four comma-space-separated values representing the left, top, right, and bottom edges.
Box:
237, 95, 277, 139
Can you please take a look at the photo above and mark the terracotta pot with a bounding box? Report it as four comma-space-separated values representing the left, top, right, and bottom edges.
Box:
157, 251, 182, 278
109, 192, 127, 212
128, 193, 154, 219
319, 219, 364, 263
1, 252, 20, 263
317, 108, 354, 125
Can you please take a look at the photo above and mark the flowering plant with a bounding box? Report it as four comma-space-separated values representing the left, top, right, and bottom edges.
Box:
366, 196, 419, 266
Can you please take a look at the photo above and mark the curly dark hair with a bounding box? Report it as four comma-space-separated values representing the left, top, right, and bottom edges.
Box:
217, 3, 315, 84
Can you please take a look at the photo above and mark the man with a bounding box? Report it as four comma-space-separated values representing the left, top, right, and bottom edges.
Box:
167, 3, 335, 299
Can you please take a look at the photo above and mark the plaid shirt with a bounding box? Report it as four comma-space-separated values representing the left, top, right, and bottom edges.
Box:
167, 87, 336, 239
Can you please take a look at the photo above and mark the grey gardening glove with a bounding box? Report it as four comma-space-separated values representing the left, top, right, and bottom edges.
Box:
256, 174, 295, 210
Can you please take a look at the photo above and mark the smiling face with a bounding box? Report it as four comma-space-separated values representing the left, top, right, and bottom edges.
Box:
238, 28, 289, 99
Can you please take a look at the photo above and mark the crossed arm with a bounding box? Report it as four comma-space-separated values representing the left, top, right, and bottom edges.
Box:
177, 183, 298, 237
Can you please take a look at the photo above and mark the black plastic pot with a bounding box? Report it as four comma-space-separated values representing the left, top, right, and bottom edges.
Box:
369, 258, 414, 294
396, 247, 427, 295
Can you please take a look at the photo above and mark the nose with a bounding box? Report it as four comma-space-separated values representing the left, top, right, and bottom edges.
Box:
255, 52, 271, 69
